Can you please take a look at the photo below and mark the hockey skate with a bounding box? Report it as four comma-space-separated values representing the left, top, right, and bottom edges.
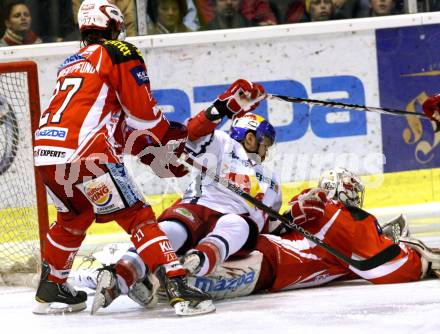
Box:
182, 250, 206, 275
33, 261, 87, 315
91, 265, 121, 314
381, 214, 410, 243
399, 237, 440, 278
156, 266, 215, 316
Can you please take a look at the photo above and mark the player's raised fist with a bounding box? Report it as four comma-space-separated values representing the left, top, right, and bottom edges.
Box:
289, 188, 328, 227
213, 79, 266, 119
422, 94, 440, 122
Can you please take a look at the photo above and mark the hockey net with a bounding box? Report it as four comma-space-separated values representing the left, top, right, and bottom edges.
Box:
0, 61, 48, 286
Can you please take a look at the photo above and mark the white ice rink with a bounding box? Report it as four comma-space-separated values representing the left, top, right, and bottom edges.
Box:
2, 236, 440, 334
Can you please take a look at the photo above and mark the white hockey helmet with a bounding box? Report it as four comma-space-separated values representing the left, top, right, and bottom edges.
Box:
318, 167, 365, 208
78, 0, 126, 40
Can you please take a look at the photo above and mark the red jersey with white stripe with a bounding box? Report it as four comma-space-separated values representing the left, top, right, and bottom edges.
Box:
34, 40, 169, 166
257, 200, 422, 292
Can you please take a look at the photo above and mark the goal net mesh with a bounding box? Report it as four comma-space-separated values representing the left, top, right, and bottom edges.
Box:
0, 67, 40, 286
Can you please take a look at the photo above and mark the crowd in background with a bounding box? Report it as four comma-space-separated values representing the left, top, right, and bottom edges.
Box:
0, 0, 439, 46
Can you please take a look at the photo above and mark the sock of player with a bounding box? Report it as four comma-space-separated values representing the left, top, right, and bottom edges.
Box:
194, 241, 221, 276
130, 222, 186, 278
44, 222, 86, 283
114, 249, 147, 294
194, 214, 251, 276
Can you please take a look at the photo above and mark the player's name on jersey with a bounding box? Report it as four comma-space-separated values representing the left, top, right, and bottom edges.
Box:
58, 60, 96, 77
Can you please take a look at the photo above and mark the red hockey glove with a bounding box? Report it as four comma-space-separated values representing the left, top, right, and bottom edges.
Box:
213, 79, 266, 119
422, 95, 440, 132
289, 188, 328, 227
422, 95, 440, 122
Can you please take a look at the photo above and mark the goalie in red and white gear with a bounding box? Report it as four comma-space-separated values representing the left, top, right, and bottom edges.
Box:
191, 168, 440, 298
33, 0, 213, 316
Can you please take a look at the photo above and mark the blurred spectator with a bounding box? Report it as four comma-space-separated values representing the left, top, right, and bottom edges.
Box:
147, 0, 192, 34
204, 0, 251, 30
26, 0, 78, 42
183, 0, 201, 30
300, 0, 336, 21
241, 0, 277, 25
0, 2, 5, 37
72, 0, 137, 37
0, 1, 42, 46
332, 0, 364, 18
195, 0, 276, 26
270, 0, 307, 24
269, 0, 293, 22
357, 0, 399, 16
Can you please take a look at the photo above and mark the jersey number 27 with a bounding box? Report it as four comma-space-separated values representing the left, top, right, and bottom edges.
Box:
39, 77, 83, 127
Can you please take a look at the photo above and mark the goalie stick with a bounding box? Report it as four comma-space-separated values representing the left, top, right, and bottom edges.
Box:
180, 153, 401, 271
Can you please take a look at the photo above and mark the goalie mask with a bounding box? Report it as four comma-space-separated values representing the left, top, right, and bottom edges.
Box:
230, 113, 276, 147
318, 167, 365, 208
78, 0, 126, 41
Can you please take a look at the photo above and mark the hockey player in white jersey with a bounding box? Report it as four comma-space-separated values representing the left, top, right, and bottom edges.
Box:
158, 80, 279, 277
88, 79, 280, 313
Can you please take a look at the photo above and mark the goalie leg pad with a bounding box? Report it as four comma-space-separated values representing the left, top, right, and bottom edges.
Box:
186, 251, 263, 300
400, 237, 440, 278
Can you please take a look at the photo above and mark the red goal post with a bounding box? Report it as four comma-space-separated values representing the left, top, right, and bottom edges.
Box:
0, 61, 48, 284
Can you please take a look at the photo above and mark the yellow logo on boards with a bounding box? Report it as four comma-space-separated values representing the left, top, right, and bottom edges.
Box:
401, 92, 440, 164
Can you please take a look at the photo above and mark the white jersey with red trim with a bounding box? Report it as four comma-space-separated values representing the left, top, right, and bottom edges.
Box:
182, 130, 282, 232
34, 40, 169, 166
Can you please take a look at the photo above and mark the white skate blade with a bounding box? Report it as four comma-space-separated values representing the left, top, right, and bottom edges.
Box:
91, 270, 113, 315
33, 301, 86, 315
173, 300, 216, 316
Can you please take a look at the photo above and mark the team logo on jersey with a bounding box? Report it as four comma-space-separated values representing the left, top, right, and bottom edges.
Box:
130, 65, 150, 86
174, 207, 195, 222
84, 180, 113, 207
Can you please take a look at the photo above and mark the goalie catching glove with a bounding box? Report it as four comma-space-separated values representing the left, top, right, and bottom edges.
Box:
288, 188, 328, 227
210, 79, 266, 120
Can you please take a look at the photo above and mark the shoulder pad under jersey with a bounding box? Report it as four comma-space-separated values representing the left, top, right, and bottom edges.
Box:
102, 40, 144, 65
345, 205, 373, 221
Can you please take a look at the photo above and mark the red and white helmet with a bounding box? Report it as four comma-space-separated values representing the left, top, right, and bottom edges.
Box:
78, 0, 126, 40
318, 167, 365, 208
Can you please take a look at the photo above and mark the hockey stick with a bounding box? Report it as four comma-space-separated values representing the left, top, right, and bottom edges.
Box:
180, 153, 401, 271
268, 94, 431, 119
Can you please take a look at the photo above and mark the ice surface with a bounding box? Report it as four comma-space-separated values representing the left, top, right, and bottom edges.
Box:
1, 236, 440, 334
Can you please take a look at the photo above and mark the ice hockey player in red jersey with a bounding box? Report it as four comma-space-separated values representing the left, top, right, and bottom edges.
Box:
75, 168, 439, 303
32, 0, 213, 316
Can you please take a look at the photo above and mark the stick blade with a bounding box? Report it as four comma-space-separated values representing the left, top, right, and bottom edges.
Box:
352, 244, 402, 271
